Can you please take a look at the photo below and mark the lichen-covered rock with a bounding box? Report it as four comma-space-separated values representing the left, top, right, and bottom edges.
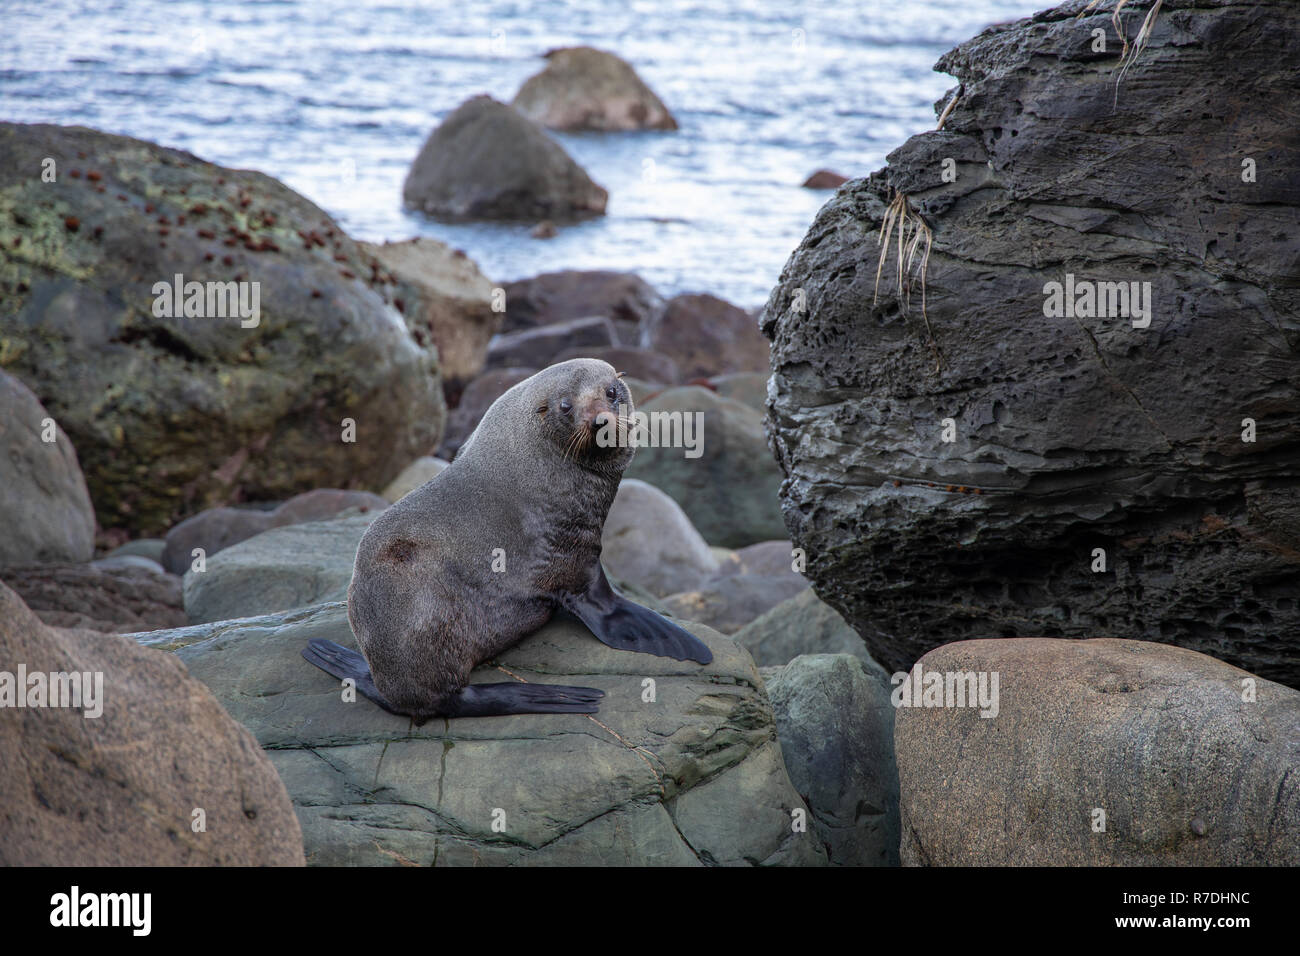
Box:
0, 123, 444, 537
0, 370, 95, 568
896, 638, 1300, 865
152, 601, 825, 867
625, 386, 787, 547
183, 512, 380, 624
765, 654, 900, 865
0, 582, 304, 865
761, 0, 1300, 686
512, 47, 677, 132
359, 238, 500, 393
402, 96, 607, 222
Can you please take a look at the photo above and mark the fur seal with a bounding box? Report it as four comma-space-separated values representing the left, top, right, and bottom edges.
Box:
303, 358, 712, 720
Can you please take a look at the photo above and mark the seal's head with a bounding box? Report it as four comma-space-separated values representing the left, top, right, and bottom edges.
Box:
528, 358, 636, 472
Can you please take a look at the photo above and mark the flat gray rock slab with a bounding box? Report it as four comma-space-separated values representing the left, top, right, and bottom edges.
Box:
154, 602, 826, 866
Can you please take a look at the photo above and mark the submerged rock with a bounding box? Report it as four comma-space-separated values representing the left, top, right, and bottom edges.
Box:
154, 601, 825, 866
0, 122, 444, 537
896, 638, 1300, 865
0, 582, 304, 865
761, 1, 1300, 685
512, 46, 678, 132
402, 96, 607, 222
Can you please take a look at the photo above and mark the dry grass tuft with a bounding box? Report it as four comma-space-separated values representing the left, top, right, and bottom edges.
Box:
874, 190, 943, 370
1079, 0, 1165, 102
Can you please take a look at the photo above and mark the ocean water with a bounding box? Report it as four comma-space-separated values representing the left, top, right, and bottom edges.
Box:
2, 0, 1045, 307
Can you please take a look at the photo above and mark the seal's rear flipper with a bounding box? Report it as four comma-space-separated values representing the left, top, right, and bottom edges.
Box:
440, 682, 604, 717
304, 639, 603, 718
564, 571, 714, 665
302, 639, 403, 715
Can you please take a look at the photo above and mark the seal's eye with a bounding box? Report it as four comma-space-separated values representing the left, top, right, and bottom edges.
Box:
605, 385, 618, 401
559, 399, 572, 414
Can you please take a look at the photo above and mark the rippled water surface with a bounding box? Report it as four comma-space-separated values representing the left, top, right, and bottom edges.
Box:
3, 0, 1046, 305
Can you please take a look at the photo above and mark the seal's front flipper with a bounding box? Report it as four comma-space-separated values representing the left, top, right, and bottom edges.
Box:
439, 682, 604, 717
302, 639, 403, 715
564, 570, 714, 665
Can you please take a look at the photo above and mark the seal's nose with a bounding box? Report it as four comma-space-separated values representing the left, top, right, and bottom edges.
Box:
593, 410, 616, 430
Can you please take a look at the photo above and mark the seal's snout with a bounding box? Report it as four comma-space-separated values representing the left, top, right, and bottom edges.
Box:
593, 410, 616, 430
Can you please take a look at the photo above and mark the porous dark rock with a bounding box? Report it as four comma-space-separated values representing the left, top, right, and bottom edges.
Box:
0, 123, 444, 537
896, 638, 1300, 865
0, 582, 304, 865
0, 370, 95, 568
402, 96, 607, 222
761, 0, 1300, 686
512, 46, 678, 132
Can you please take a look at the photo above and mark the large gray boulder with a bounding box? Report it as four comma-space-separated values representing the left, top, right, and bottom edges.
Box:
0, 582, 304, 865
625, 386, 787, 548
403, 96, 607, 222
183, 512, 380, 624
151, 602, 826, 866
896, 638, 1300, 865
761, 0, 1300, 686
0, 370, 95, 568
512, 46, 678, 132
765, 654, 900, 865
0, 122, 444, 537
601, 478, 718, 598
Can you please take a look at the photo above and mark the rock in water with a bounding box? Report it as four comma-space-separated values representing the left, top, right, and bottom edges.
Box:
512, 46, 677, 132
761, 1, 1300, 686
895, 638, 1300, 866
402, 96, 607, 222
0, 370, 95, 568
0, 123, 444, 537
359, 238, 501, 392
0, 582, 304, 865
154, 602, 826, 867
